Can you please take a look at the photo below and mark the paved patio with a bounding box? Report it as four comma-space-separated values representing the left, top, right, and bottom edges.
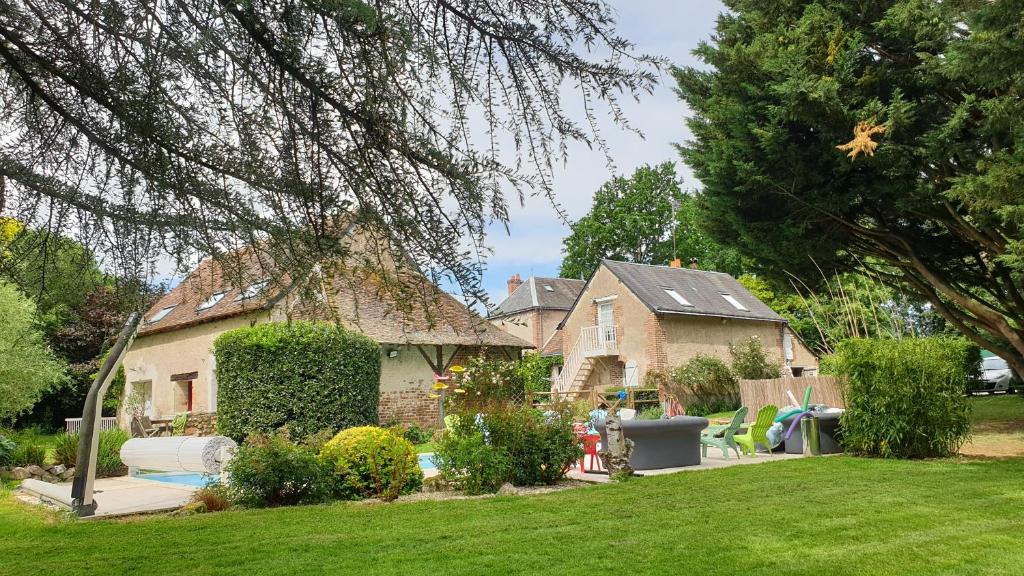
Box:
567, 450, 807, 483
17, 476, 196, 519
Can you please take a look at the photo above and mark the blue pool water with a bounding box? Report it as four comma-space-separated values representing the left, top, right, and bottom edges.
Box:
418, 453, 436, 470
139, 472, 219, 487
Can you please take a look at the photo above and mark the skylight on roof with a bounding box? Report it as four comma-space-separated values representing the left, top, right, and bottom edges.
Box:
235, 280, 269, 301
663, 289, 692, 307
721, 294, 748, 311
543, 285, 554, 292
148, 305, 176, 324
197, 291, 227, 311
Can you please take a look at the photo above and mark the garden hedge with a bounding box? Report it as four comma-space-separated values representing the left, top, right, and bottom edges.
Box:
214, 321, 381, 441
824, 337, 976, 459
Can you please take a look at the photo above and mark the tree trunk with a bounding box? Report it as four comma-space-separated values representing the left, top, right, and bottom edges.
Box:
600, 411, 633, 479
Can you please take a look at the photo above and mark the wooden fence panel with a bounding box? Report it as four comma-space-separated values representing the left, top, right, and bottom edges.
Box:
737, 376, 845, 422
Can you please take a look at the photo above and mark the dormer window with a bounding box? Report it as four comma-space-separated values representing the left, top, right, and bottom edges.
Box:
721, 293, 748, 311
196, 291, 227, 311
148, 305, 176, 324
235, 280, 269, 301
664, 289, 692, 307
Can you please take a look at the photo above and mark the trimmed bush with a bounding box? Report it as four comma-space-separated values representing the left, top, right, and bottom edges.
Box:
214, 321, 381, 441
319, 426, 422, 501
824, 337, 974, 458
729, 336, 782, 380
667, 355, 740, 416
227, 432, 334, 507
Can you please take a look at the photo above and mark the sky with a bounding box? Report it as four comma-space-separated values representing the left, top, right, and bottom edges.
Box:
479, 1, 726, 306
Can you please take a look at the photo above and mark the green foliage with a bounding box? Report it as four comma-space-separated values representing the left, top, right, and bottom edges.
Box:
0, 434, 15, 466
227, 432, 334, 507
433, 427, 510, 495
435, 405, 581, 494
666, 355, 740, 417
483, 406, 582, 487
52, 429, 130, 476
10, 444, 45, 467
559, 162, 745, 279
675, 0, 1024, 371
515, 353, 561, 395
729, 336, 782, 380
52, 433, 78, 468
400, 424, 433, 445
0, 282, 66, 424
637, 405, 664, 420
214, 321, 381, 441
96, 428, 130, 477
446, 356, 525, 410
319, 426, 423, 502
824, 338, 974, 458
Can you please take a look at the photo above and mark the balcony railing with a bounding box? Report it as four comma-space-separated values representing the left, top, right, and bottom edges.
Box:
554, 325, 619, 393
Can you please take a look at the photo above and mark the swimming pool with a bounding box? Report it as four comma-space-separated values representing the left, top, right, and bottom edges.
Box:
138, 472, 219, 487
418, 453, 436, 470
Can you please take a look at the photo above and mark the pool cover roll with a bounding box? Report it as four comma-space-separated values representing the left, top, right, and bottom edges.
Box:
121, 436, 237, 474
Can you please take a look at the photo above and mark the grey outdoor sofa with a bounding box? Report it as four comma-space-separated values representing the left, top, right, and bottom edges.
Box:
595, 415, 709, 470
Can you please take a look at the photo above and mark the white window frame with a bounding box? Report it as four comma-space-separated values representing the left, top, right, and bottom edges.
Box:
663, 288, 692, 307
148, 305, 176, 324
234, 280, 269, 301
721, 294, 749, 311
197, 291, 227, 311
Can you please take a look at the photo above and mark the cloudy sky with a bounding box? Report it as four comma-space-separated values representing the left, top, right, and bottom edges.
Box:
479, 1, 725, 305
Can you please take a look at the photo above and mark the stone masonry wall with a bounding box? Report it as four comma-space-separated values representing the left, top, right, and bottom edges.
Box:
184, 411, 218, 436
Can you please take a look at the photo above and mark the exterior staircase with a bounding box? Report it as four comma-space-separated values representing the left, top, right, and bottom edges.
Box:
553, 325, 620, 399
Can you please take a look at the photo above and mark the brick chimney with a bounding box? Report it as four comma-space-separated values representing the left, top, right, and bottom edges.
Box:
507, 273, 523, 295
689, 257, 699, 269
669, 258, 682, 268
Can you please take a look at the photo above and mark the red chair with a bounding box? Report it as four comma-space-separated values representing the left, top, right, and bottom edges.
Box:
579, 434, 604, 472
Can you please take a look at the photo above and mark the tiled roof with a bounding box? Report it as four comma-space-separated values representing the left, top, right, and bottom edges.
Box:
601, 260, 783, 322
539, 329, 563, 357
300, 264, 531, 347
491, 277, 585, 317
138, 246, 287, 336
139, 248, 531, 348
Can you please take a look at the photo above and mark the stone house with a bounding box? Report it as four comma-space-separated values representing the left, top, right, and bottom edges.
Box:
120, 236, 530, 431
551, 259, 817, 398
488, 274, 584, 349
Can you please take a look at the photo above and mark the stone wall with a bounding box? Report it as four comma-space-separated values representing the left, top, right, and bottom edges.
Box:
184, 411, 218, 436
4, 464, 75, 484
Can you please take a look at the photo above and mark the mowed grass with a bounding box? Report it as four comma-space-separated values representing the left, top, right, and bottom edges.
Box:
970, 394, 1024, 427
4, 456, 1024, 575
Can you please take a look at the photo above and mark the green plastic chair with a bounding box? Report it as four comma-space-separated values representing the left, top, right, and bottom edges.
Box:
735, 405, 778, 457
170, 412, 188, 436
700, 406, 748, 459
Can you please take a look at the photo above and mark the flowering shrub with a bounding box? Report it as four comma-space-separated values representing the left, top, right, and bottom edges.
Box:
440, 356, 525, 411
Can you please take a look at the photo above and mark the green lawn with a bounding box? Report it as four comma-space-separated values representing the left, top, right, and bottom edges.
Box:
4, 456, 1024, 575
414, 441, 435, 454
970, 394, 1024, 426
